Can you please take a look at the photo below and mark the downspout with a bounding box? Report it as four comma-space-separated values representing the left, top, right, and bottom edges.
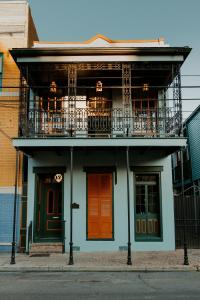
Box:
68, 147, 74, 265
126, 146, 132, 265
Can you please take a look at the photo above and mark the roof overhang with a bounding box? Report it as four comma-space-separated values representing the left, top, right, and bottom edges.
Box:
10, 47, 191, 64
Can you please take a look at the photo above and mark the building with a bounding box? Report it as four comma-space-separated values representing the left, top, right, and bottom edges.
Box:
0, 0, 38, 251
10, 34, 191, 257
172, 106, 200, 249
173, 105, 200, 190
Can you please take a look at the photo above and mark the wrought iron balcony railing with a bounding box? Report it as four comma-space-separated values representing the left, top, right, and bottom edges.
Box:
19, 107, 180, 138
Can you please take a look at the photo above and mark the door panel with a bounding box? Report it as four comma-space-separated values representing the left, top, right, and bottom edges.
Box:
36, 174, 63, 241
88, 173, 113, 239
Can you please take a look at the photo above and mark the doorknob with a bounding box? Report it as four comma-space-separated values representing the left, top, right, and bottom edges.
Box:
52, 216, 59, 219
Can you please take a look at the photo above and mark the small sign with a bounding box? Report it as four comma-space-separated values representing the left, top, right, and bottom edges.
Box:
54, 174, 63, 183
71, 203, 80, 209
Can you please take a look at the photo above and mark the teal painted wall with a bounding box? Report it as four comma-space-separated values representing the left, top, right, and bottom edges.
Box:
187, 109, 200, 182
27, 149, 175, 252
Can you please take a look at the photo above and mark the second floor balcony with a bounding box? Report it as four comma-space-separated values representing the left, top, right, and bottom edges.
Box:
23, 105, 177, 138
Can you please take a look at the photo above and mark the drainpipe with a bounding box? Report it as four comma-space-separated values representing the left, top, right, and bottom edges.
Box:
10, 149, 19, 265
181, 148, 189, 265
68, 147, 74, 265
126, 146, 132, 265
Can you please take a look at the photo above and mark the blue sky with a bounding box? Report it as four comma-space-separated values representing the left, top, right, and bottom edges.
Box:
28, 0, 200, 118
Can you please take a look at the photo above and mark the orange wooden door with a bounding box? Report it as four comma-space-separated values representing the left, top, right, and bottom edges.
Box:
88, 173, 113, 239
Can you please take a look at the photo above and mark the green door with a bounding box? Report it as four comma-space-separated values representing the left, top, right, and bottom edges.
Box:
35, 173, 63, 242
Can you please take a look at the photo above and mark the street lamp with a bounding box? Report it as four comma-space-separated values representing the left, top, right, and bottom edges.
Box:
10, 149, 19, 265
180, 147, 189, 265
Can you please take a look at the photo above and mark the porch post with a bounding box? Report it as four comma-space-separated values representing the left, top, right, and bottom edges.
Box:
126, 146, 132, 265
10, 149, 19, 265
122, 64, 132, 136
180, 148, 189, 265
68, 146, 74, 265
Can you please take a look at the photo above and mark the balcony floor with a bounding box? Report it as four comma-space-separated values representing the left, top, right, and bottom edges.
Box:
12, 137, 187, 155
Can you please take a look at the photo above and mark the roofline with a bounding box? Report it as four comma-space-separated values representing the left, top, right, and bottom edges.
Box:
10, 46, 191, 61
0, 0, 28, 3
33, 34, 165, 45
184, 105, 200, 125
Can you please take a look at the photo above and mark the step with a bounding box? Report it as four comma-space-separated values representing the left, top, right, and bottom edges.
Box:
29, 243, 63, 256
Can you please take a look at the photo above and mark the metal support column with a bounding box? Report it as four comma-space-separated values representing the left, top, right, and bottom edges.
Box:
68, 65, 77, 136
19, 66, 29, 136
68, 147, 74, 265
122, 64, 132, 136
126, 146, 132, 265
10, 149, 19, 265
172, 64, 183, 136
180, 148, 189, 265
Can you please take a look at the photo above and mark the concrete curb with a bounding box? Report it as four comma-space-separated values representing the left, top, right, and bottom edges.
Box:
0, 265, 198, 273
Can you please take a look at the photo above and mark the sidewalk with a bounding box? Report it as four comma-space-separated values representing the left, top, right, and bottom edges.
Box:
0, 250, 199, 272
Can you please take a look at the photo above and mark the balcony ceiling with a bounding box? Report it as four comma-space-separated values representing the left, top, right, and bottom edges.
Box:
21, 62, 176, 92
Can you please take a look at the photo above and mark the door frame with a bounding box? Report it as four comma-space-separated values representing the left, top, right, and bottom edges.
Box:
33, 167, 66, 243
132, 169, 163, 242
85, 168, 115, 241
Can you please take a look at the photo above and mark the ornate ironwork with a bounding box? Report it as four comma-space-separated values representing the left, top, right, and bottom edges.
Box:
122, 64, 132, 135
131, 62, 172, 71
26, 107, 173, 138
19, 66, 29, 137
68, 64, 77, 135
172, 64, 182, 136
76, 63, 121, 70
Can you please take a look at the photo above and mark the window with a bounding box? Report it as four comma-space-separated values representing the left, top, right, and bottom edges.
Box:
135, 173, 162, 240
0, 54, 3, 91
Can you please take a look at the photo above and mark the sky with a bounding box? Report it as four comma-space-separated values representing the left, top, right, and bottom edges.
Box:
28, 0, 200, 119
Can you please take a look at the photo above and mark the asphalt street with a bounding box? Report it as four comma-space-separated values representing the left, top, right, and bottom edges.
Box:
0, 272, 199, 300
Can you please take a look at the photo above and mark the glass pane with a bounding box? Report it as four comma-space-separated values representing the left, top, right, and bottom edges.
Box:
136, 185, 146, 214
136, 174, 157, 182
148, 179, 159, 214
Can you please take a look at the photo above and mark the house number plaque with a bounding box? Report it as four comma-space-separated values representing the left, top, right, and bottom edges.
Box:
54, 174, 63, 183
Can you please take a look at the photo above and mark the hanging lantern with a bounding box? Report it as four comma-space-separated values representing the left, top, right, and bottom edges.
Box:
96, 81, 103, 92
50, 81, 57, 93
143, 83, 149, 92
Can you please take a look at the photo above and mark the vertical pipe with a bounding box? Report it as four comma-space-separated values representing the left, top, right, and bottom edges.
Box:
10, 149, 19, 265
68, 147, 74, 265
126, 146, 132, 265
180, 148, 189, 265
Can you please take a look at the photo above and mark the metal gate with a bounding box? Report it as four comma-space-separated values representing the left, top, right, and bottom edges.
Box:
174, 185, 200, 248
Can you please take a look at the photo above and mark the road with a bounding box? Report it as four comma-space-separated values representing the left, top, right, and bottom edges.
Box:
0, 272, 199, 299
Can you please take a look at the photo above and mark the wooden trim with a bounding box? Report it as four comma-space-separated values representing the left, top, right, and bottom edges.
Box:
83, 166, 117, 185
34, 34, 164, 45
46, 220, 62, 231
33, 167, 66, 174
131, 166, 163, 172
83, 166, 116, 173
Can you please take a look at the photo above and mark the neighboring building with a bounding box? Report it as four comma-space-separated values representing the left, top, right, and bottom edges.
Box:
172, 105, 200, 190
0, 0, 38, 251
10, 34, 191, 254
172, 106, 200, 249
